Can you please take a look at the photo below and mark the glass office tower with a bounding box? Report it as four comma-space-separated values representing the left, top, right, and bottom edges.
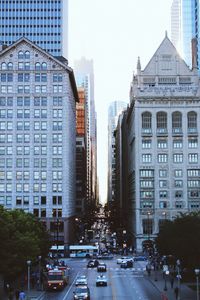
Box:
171, 0, 198, 71
0, 0, 68, 57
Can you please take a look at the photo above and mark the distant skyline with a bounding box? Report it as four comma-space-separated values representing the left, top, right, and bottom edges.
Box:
69, 0, 172, 203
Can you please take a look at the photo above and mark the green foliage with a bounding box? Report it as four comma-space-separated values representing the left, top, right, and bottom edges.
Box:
0, 206, 51, 280
155, 212, 200, 268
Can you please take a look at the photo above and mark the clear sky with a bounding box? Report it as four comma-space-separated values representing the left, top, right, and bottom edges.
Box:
68, 0, 173, 204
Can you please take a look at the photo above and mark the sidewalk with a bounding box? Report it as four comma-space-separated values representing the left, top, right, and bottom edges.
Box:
145, 269, 196, 300
0, 289, 45, 300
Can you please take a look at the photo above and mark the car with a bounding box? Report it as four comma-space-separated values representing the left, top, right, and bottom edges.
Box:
133, 255, 147, 262
117, 256, 133, 264
96, 274, 108, 286
97, 263, 107, 272
73, 286, 90, 300
87, 260, 99, 268
120, 260, 133, 268
75, 275, 87, 286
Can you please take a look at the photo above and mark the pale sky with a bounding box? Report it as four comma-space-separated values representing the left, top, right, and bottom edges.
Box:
69, 0, 173, 204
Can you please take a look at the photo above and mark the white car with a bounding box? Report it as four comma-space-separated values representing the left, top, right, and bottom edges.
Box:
116, 256, 133, 264
96, 275, 108, 286
75, 275, 87, 286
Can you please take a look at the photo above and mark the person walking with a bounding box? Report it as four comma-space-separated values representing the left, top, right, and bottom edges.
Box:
19, 290, 26, 300
170, 276, 174, 288
174, 286, 179, 300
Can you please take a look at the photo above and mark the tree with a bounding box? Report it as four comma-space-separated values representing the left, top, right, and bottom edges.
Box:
0, 206, 51, 280
155, 212, 200, 268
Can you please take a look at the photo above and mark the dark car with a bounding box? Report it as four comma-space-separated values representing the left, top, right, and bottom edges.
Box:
134, 255, 147, 261
87, 260, 99, 268
97, 263, 107, 272
73, 286, 90, 300
120, 260, 133, 268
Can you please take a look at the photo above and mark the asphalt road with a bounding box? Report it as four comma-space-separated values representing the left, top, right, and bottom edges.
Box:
45, 257, 163, 300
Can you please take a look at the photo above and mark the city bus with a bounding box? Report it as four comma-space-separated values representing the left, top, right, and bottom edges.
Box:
69, 245, 98, 258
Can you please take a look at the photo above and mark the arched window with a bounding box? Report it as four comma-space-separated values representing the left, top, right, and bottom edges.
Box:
1, 62, 6, 70
157, 112, 167, 133
142, 112, 152, 133
188, 111, 197, 133
35, 62, 41, 70
18, 51, 24, 59
172, 111, 182, 133
7, 62, 13, 70
41, 62, 47, 70
25, 51, 30, 59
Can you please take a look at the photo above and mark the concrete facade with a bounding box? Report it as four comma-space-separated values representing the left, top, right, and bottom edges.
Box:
127, 34, 200, 251
0, 37, 78, 246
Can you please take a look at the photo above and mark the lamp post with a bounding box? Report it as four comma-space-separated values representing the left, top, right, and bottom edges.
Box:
55, 218, 60, 258
147, 211, 151, 241
38, 256, 42, 291
195, 269, 200, 300
176, 259, 181, 300
27, 260, 31, 297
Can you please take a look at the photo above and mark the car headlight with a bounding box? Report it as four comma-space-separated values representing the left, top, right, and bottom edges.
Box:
83, 296, 88, 299
74, 296, 78, 299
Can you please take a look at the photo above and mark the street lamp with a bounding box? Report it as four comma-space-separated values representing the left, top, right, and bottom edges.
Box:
147, 211, 151, 241
162, 211, 167, 220
27, 260, 31, 296
195, 269, 200, 300
38, 256, 42, 291
164, 269, 169, 291
176, 259, 181, 300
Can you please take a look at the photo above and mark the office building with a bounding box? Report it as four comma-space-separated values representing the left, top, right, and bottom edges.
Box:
0, 0, 68, 57
0, 37, 78, 246
171, 0, 198, 70
107, 101, 127, 206
74, 58, 98, 207
126, 33, 200, 250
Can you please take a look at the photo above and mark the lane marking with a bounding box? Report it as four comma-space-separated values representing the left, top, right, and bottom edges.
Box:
62, 271, 80, 300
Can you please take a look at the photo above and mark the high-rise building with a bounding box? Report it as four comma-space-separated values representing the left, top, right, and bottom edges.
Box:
171, 0, 198, 70
0, 37, 78, 246
107, 101, 127, 206
126, 33, 200, 251
76, 87, 87, 215
74, 58, 98, 207
0, 0, 68, 57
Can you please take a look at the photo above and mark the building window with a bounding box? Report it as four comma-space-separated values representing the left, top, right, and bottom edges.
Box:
157, 139, 167, 149
142, 112, 152, 133
142, 219, 153, 235
159, 191, 168, 198
188, 138, 198, 148
142, 154, 152, 163
159, 169, 168, 177
159, 201, 167, 208
188, 111, 197, 133
157, 111, 167, 133
140, 169, 154, 177
158, 154, 168, 163
174, 169, 183, 177
159, 180, 168, 188
173, 154, 183, 163
174, 180, 183, 187
187, 169, 200, 177
175, 191, 183, 198
140, 180, 154, 188
188, 153, 198, 163
173, 139, 183, 149
172, 111, 182, 133
188, 180, 200, 188
142, 139, 151, 149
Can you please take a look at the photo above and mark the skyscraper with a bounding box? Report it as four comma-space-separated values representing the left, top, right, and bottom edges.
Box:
0, 0, 68, 57
107, 101, 127, 206
74, 58, 98, 207
171, 0, 198, 70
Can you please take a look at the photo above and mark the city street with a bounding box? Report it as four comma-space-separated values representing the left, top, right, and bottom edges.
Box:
45, 257, 162, 300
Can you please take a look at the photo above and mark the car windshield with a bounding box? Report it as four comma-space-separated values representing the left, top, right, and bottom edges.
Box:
48, 275, 63, 280
76, 287, 88, 293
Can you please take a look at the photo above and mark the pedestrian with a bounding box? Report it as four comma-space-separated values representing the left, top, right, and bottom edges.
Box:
8, 287, 14, 300
174, 286, 179, 300
15, 289, 20, 300
19, 290, 26, 300
170, 276, 174, 288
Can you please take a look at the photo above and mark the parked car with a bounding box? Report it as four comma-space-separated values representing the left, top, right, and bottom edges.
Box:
73, 286, 90, 300
117, 256, 133, 264
97, 263, 107, 272
120, 260, 133, 268
87, 260, 99, 268
96, 274, 108, 286
75, 275, 87, 286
